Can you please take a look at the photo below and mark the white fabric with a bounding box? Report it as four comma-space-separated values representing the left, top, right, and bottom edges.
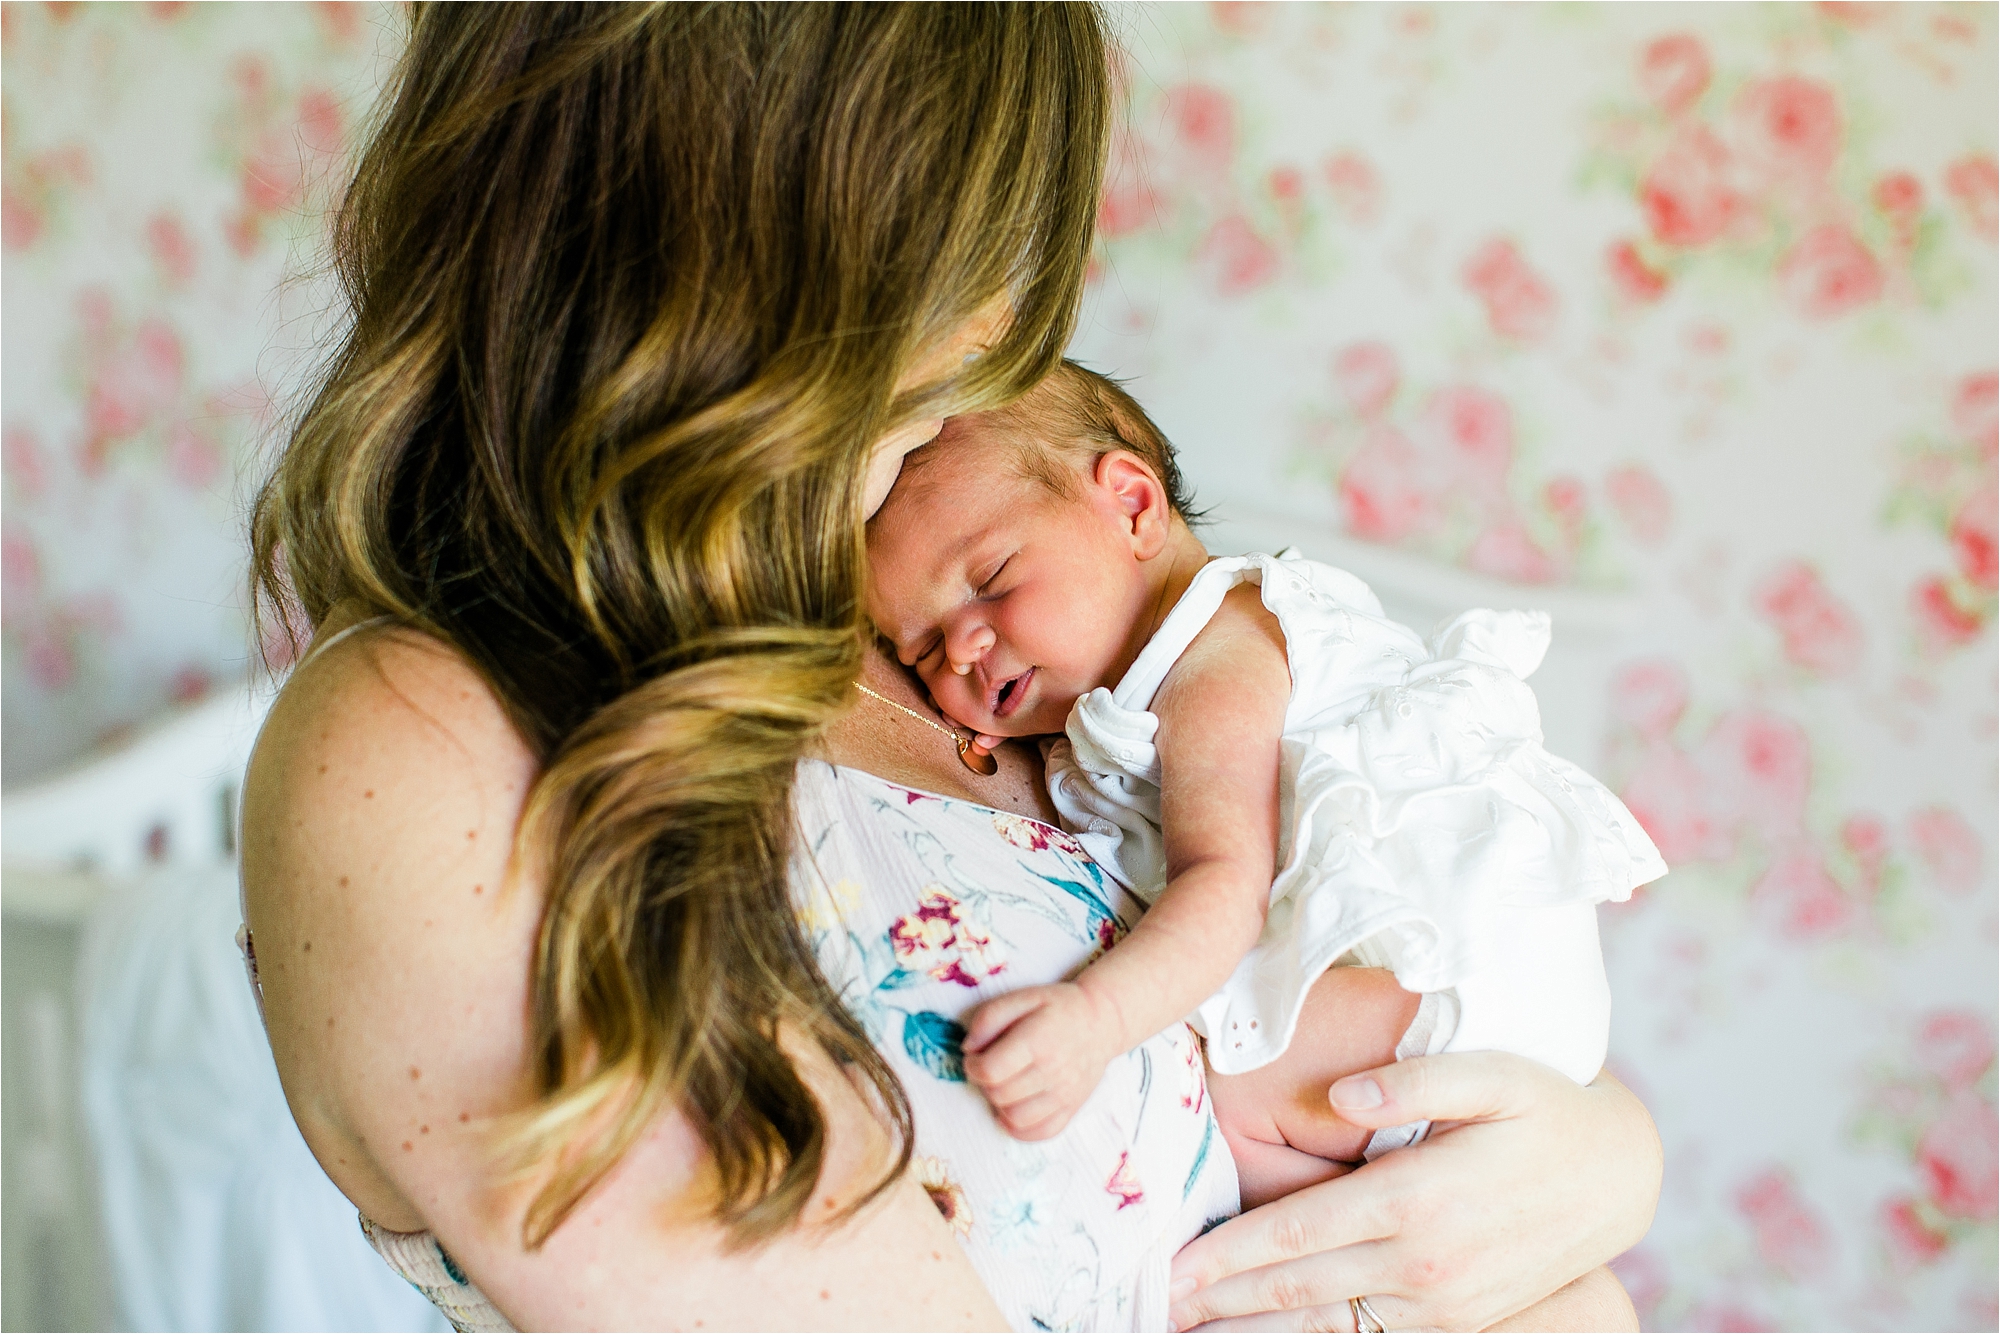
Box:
1046, 551, 1668, 1079
793, 761, 1240, 1332
81, 862, 448, 1333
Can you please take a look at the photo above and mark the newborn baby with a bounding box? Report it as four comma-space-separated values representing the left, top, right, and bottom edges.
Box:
866, 361, 1668, 1203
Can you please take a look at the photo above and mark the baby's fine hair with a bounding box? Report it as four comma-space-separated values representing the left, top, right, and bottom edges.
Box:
993, 360, 1202, 521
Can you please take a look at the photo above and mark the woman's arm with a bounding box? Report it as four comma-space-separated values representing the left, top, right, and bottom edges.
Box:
1167, 1048, 1660, 1332
242, 624, 1006, 1331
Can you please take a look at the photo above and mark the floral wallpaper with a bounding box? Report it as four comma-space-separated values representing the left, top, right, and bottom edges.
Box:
2, 4, 1994, 1331
2, 1, 392, 781
1071, 5, 1996, 1330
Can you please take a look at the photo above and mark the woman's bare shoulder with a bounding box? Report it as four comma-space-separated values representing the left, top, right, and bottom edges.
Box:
240, 623, 1006, 1328
240, 617, 545, 1230
247, 617, 538, 823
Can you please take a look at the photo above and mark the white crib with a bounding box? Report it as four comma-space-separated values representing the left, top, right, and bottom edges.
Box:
1, 683, 445, 1333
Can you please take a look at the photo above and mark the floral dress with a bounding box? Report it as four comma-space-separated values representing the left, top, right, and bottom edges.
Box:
792, 759, 1240, 1332
306, 757, 1237, 1332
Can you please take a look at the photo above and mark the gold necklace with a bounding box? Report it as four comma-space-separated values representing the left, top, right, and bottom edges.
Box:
855, 682, 998, 775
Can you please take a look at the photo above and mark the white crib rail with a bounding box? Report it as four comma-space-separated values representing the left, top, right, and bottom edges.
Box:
2, 684, 274, 922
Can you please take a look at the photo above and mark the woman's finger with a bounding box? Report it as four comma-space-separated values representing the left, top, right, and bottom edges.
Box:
1168, 1237, 1396, 1333
1327, 1050, 1556, 1131
1184, 1297, 1441, 1333
1170, 1165, 1396, 1290
1181, 1300, 1355, 1332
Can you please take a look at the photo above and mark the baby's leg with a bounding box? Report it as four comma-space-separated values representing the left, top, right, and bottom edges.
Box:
1205, 966, 1420, 1210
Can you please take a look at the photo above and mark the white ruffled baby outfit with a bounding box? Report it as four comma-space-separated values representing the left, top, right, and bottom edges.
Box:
1046, 551, 1668, 1095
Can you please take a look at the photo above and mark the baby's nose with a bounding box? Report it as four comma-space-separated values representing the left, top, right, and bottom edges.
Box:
947, 623, 995, 676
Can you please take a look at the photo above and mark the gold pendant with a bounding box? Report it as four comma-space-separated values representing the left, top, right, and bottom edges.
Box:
957, 735, 999, 776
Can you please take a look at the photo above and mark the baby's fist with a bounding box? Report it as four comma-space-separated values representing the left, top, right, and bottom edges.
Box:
962, 983, 1119, 1140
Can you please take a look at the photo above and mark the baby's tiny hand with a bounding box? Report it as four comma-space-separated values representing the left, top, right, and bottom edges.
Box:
962, 983, 1122, 1141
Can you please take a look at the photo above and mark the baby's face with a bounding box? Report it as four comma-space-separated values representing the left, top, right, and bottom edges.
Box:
867, 417, 1156, 738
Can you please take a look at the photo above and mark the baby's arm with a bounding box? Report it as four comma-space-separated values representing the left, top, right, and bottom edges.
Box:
963, 584, 1291, 1139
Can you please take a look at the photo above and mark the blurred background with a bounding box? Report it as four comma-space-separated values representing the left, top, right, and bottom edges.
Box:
1, 3, 1993, 1330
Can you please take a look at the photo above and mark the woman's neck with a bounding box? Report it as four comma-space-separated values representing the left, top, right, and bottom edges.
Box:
817, 642, 1061, 823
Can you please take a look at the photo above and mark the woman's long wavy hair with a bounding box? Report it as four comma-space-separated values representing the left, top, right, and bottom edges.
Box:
252, 1, 1108, 1248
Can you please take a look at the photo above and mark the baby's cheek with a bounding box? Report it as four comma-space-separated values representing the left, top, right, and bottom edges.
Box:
932, 676, 983, 730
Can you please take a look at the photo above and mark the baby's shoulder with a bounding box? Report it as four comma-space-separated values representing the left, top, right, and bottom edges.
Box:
1157, 582, 1291, 715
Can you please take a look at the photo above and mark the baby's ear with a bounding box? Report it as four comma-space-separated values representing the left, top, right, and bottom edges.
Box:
1093, 450, 1173, 559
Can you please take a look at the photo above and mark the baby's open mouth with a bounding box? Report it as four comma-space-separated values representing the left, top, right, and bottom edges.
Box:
990, 667, 1035, 720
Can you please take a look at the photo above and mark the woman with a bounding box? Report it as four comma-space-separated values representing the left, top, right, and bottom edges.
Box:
241, 5, 1658, 1329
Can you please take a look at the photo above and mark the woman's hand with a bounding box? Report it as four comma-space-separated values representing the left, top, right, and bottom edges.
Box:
1167, 1052, 1661, 1332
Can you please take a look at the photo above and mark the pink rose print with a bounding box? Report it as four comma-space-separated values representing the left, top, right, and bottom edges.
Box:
1914, 1011, 1994, 1090
1461, 237, 1558, 342
1543, 475, 1587, 544
1099, 135, 1161, 240
1337, 425, 1430, 543
1734, 1168, 1832, 1280
1322, 150, 1383, 226
145, 211, 196, 287
1333, 342, 1400, 418
2, 144, 92, 253
1637, 33, 1711, 115
1751, 560, 1864, 676
165, 422, 223, 490
1641, 126, 1739, 247
1777, 226, 1883, 320
224, 61, 347, 256
1880, 1195, 1951, 1270
1206, 3, 1272, 39
1605, 463, 1673, 544
1418, 385, 1514, 488
2, 535, 42, 608
1606, 239, 1669, 304
1690, 1302, 1778, 1333
0, 185, 43, 252
1197, 213, 1279, 296
1618, 743, 1717, 866
1944, 154, 1998, 240
1177, 1024, 1207, 1115
1733, 77, 1842, 184
1953, 370, 1997, 453
80, 308, 186, 471
1910, 575, 1982, 655
1873, 171, 1925, 249
889, 887, 1007, 988
4, 427, 49, 500
1466, 522, 1559, 585
1104, 1151, 1145, 1210
1948, 483, 1996, 590
1906, 807, 1982, 895
1838, 814, 1889, 896
990, 811, 1084, 858
24, 627, 78, 692
168, 664, 214, 706
1609, 658, 1690, 741
1699, 709, 1812, 845
1917, 1090, 1998, 1221
1751, 849, 1851, 939
1163, 83, 1235, 179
